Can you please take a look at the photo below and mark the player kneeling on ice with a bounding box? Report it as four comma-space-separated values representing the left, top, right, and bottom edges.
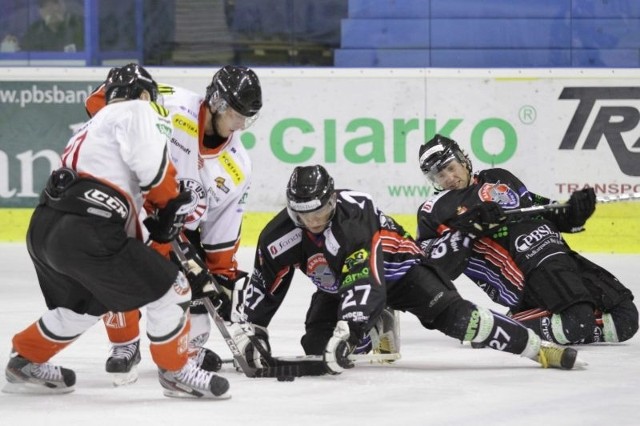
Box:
240, 165, 582, 374
415, 134, 638, 346
2, 65, 229, 399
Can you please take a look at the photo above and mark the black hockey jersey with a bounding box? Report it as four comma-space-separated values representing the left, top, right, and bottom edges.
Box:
417, 168, 570, 309
245, 189, 422, 333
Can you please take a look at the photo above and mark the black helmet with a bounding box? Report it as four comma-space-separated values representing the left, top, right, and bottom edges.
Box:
418, 134, 472, 187
104, 63, 159, 104
286, 165, 336, 230
205, 65, 262, 118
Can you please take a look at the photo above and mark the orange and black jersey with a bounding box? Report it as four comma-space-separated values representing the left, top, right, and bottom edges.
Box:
245, 189, 422, 330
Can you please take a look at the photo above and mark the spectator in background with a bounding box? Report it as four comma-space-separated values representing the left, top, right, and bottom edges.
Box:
5, 0, 84, 52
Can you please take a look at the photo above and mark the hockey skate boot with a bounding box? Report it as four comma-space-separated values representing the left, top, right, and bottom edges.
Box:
368, 308, 401, 363
374, 308, 400, 355
3, 351, 75, 394
105, 339, 141, 386
192, 347, 223, 372
537, 341, 578, 370
158, 358, 230, 399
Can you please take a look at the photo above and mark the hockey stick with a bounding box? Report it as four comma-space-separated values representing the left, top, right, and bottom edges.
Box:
169, 240, 327, 378
221, 352, 400, 365
503, 192, 640, 216
169, 240, 262, 377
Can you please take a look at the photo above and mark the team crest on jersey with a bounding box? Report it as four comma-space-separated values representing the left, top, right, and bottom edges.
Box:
268, 228, 303, 258
179, 178, 207, 224
306, 253, 339, 293
478, 183, 519, 208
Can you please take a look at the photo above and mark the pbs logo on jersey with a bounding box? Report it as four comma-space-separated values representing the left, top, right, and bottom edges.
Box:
179, 178, 207, 224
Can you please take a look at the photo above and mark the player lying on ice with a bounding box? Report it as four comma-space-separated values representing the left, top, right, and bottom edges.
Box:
415, 134, 638, 346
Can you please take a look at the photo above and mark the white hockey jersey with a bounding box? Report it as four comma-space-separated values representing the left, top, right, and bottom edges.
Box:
85, 83, 251, 277
61, 99, 177, 238
159, 84, 252, 277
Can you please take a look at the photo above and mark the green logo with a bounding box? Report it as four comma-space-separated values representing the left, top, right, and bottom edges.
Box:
242, 117, 519, 166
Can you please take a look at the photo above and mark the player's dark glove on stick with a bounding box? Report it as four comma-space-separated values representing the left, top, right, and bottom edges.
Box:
446, 201, 506, 238
170, 241, 217, 299
323, 321, 361, 374
565, 188, 596, 227
211, 271, 249, 321
144, 190, 192, 243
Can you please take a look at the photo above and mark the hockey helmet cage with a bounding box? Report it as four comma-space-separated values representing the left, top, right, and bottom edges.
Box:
286, 165, 337, 230
206, 66, 262, 120
104, 63, 159, 104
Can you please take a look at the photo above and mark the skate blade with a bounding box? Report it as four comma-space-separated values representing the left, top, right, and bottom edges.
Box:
2, 381, 74, 395
572, 356, 589, 370
370, 351, 401, 364
162, 388, 232, 400
111, 366, 139, 386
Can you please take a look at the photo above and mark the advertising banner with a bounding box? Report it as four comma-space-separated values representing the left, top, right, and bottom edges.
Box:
1, 68, 639, 215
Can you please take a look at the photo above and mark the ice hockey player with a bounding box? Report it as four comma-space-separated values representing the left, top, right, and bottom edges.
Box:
240, 164, 582, 374
85, 64, 262, 384
415, 134, 638, 345
3, 64, 230, 399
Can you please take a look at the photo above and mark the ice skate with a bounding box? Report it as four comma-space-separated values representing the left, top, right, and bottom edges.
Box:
370, 308, 401, 363
158, 358, 230, 399
105, 339, 141, 386
537, 341, 583, 370
192, 347, 222, 372
3, 351, 75, 394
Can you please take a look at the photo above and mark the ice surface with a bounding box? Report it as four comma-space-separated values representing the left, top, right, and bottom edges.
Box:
0, 243, 638, 425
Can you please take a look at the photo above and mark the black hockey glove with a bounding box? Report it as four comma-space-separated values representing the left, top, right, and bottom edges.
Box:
446, 202, 506, 238
565, 188, 596, 228
144, 190, 192, 243
209, 271, 249, 321
323, 321, 360, 375
170, 241, 217, 299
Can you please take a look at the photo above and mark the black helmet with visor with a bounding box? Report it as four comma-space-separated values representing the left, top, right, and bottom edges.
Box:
205, 65, 262, 129
286, 165, 337, 232
418, 134, 471, 189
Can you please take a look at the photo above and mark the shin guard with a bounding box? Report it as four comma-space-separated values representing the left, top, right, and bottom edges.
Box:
150, 319, 190, 372
103, 310, 141, 344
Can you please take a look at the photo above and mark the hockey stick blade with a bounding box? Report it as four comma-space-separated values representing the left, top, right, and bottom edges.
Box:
277, 352, 401, 364
221, 352, 401, 368
504, 192, 640, 216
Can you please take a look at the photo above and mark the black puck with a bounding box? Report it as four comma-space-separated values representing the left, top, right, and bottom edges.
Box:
276, 376, 295, 382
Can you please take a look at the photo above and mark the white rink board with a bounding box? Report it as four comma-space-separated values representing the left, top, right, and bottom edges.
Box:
2, 67, 639, 213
